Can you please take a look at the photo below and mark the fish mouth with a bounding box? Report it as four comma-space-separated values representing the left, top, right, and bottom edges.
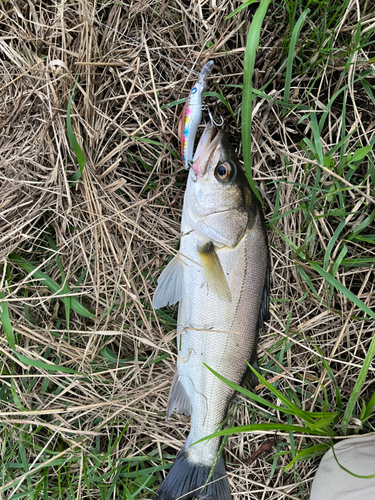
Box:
191, 124, 221, 177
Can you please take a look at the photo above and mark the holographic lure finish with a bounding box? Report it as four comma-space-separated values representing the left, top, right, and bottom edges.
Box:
180, 60, 214, 169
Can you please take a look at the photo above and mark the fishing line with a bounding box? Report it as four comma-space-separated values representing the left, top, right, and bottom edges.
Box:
66, 6, 200, 76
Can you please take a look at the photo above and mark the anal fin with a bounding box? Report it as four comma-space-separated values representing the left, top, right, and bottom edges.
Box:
166, 369, 192, 420
197, 242, 231, 302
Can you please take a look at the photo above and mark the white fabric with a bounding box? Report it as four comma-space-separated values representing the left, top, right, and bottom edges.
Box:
310, 435, 375, 500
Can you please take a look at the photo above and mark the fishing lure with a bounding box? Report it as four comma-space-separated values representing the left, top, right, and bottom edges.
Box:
179, 60, 214, 169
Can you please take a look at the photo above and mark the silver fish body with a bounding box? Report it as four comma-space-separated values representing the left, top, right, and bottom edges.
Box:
154, 128, 269, 500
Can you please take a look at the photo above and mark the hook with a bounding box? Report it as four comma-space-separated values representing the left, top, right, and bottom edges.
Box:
201, 105, 224, 127
208, 109, 224, 127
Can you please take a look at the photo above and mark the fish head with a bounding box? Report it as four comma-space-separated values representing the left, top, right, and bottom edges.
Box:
185, 125, 254, 248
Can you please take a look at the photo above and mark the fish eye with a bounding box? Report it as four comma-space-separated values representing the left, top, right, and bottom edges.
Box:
215, 161, 233, 183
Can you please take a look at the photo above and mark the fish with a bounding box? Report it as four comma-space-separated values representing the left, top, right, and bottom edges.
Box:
179, 60, 214, 169
153, 125, 270, 500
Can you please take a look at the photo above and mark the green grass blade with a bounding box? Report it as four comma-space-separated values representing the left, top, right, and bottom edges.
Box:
319, 69, 372, 134
104, 466, 122, 500
67, 77, 86, 182
209, 88, 237, 126
320, 358, 343, 410
310, 112, 324, 166
324, 220, 346, 270
309, 261, 375, 320
271, 181, 280, 223
287, 414, 296, 469
161, 97, 186, 109
161, 91, 235, 123
10, 377, 27, 410
361, 79, 375, 103
0, 291, 77, 373
347, 211, 375, 241
308, 261, 375, 434
325, 127, 357, 157
284, 444, 329, 471
295, 264, 321, 302
101, 424, 131, 460
330, 245, 347, 280
73, 268, 88, 293
225, 0, 260, 20
349, 145, 372, 163
44, 235, 71, 332
283, 9, 310, 105
303, 113, 323, 224
9, 253, 95, 319
242, 0, 272, 202
193, 422, 329, 446
331, 438, 375, 478
341, 333, 375, 434
0, 291, 16, 350
128, 136, 178, 160
205, 363, 339, 431
245, 363, 316, 424
308, 412, 340, 431
362, 392, 375, 422
204, 364, 307, 419
16, 353, 78, 373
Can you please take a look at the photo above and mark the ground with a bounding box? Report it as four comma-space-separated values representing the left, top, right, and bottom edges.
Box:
0, 1, 375, 499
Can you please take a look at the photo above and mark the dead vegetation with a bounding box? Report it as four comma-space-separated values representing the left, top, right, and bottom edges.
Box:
0, 1, 374, 499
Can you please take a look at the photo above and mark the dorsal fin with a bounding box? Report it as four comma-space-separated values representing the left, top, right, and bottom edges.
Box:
259, 265, 270, 328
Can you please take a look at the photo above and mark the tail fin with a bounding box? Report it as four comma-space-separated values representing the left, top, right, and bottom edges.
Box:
155, 448, 231, 500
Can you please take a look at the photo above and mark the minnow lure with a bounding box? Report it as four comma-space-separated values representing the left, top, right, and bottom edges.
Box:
179, 60, 214, 169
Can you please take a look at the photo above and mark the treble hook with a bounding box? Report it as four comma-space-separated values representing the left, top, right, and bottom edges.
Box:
208, 109, 224, 127
201, 105, 224, 127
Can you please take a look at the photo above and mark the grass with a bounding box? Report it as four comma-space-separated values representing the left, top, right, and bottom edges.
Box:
241, 0, 273, 202
0, 0, 374, 499
66, 77, 86, 183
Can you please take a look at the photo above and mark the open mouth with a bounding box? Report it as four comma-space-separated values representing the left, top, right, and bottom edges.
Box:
191, 124, 221, 177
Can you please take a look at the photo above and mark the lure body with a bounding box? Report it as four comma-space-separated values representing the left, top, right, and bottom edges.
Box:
180, 60, 214, 169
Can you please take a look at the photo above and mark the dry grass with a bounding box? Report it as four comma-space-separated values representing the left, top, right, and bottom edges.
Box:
0, 1, 374, 499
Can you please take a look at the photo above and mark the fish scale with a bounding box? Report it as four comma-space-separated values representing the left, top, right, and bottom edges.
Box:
177, 199, 267, 466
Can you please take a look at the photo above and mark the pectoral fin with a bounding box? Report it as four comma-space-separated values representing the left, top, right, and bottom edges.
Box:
153, 255, 183, 309
197, 242, 231, 302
